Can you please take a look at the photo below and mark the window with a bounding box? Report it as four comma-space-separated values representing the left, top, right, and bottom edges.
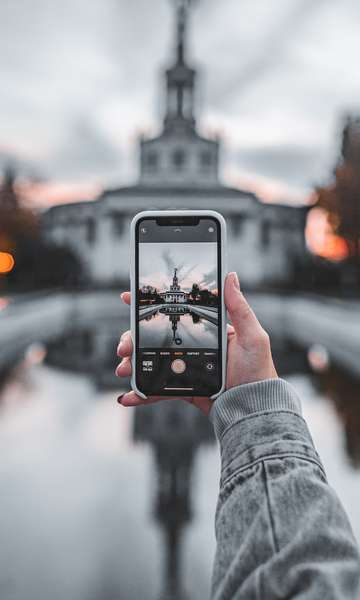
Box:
173, 148, 186, 169
112, 214, 124, 236
167, 87, 178, 117
182, 88, 193, 118
200, 150, 212, 168
82, 330, 93, 355
86, 218, 96, 244
232, 215, 244, 236
261, 221, 270, 247
146, 150, 158, 170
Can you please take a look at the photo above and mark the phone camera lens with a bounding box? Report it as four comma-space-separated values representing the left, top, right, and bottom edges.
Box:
208, 226, 214, 233
141, 227, 147, 234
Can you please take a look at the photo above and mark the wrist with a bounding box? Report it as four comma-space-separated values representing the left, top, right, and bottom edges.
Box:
209, 378, 302, 440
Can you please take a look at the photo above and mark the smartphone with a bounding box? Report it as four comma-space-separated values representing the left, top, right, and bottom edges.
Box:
130, 210, 227, 400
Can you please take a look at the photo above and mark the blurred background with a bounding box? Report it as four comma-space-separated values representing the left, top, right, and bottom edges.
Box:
0, 1, 360, 599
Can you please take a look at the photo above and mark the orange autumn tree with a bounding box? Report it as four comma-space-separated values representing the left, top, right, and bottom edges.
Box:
0, 166, 39, 254
316, 117, 360, 264
0, 166, 83, 290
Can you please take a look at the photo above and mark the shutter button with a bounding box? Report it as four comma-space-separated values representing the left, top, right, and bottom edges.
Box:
171, 359, 186, 374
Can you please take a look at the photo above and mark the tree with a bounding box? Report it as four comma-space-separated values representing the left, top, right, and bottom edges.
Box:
0, 166, 38, 254
316, 116, 360, 265
316, 164, 360, 263
7, 239, 83, 289
0, 167, 83, 290
190, 283, 200, 303
199, 289, 212, 305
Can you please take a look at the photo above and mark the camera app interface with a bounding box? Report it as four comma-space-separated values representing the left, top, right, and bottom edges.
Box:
136, 217, 221, 396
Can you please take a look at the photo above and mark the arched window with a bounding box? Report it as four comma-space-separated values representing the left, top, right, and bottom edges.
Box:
173, 148, 186, 169
182, 87, 194, 118
167, 87, 178, 117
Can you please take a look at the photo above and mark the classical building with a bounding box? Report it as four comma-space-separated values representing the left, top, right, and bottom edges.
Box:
160, 268, 188, 304
43, 0, 308, 288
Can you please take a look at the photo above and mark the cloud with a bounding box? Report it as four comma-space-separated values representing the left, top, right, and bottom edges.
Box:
200, 266, 217, 290
47, 115, 123, 182
0, 0, 359, 200
229, 143, 332, 189
161, 248, 180, 279
197, 0, 319, 107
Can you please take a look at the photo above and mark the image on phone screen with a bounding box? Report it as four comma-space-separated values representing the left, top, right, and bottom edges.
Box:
135, 216, 222, 397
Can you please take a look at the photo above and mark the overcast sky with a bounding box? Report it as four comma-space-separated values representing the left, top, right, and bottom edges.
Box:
1, 0, 360, 205
139, 242, 217, 292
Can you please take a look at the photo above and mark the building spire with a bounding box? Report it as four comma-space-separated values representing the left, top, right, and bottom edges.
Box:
175, 0, 190, 63
164, 0, 196, 129
139, 0, 220, 188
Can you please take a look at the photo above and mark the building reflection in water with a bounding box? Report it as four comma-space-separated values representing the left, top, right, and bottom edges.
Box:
160, 309, 202, 346
134, 401, 214, 600
169, 313, 182, 345
44, 325, 360, 475
139, 305, 218, 348
40, 321, 360, 598
45, 321, 215, 598
144, 310, 189, 345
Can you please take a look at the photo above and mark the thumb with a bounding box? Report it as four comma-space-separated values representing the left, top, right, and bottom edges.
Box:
224, 272, 263, 339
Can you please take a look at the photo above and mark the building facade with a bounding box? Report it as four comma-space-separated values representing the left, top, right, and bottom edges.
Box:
43, 1, 308, 289
160, 269, 188, 304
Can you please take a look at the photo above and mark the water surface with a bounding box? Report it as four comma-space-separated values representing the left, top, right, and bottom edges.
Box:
0, 358, 359, 600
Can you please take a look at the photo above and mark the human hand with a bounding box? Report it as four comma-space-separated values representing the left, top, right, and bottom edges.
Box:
115, 272, 277, 416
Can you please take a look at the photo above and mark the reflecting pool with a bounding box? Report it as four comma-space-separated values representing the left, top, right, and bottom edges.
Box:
0, 321, 359, 600
139, 308, 218, 348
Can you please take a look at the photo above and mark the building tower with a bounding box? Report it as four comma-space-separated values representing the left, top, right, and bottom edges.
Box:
161, 268, 188, 303
42, 0, 308, 291
170, 267, 180, 291
139, 0, 219, 188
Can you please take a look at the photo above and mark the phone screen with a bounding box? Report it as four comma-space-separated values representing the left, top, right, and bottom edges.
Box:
135, 215, 222, 397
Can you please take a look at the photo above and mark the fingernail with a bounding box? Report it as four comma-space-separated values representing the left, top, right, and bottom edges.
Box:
117, 393, 125, 404
231, 272, 240, 289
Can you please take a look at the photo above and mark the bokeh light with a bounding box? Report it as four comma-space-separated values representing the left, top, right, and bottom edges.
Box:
0, 252, 15, 274
308, 344, 330, 373
306, 207, 349, 261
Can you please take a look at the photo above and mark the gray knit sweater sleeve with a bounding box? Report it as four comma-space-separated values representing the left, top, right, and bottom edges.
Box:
209, 378, 360, 600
